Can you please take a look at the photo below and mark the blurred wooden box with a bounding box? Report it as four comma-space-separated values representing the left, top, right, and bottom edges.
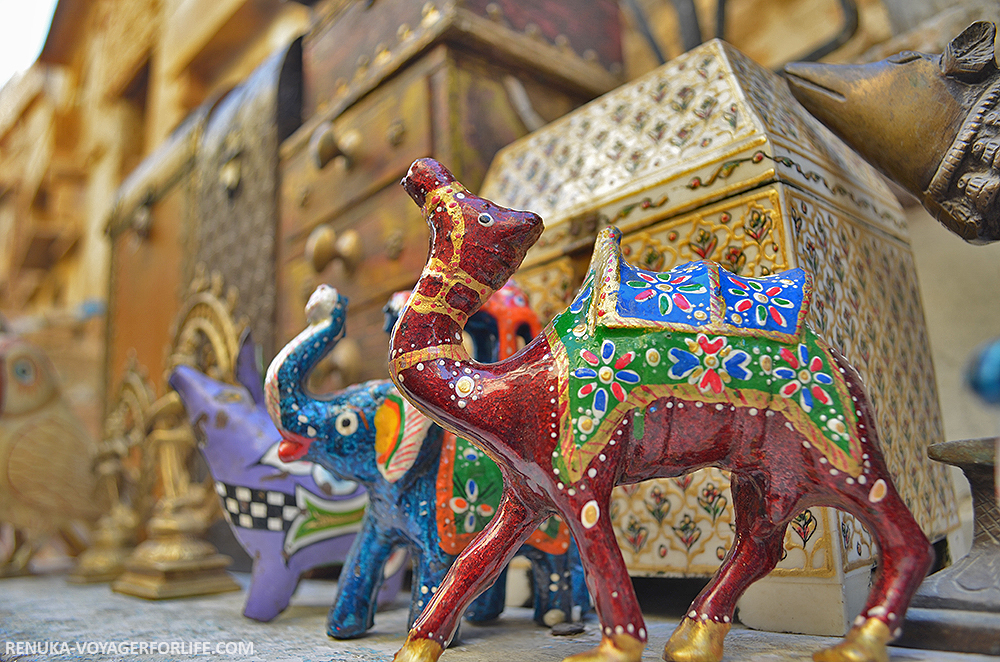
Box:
277, 1, 625, 384
481, 39, 958, 636
301, 0, 622, 120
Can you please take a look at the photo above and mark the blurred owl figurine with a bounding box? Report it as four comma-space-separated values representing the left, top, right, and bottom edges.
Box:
0, 334, 102, 575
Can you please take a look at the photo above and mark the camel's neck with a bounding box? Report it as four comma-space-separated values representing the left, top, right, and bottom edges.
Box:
390, 263, 495, 373
391, 179, 508, 369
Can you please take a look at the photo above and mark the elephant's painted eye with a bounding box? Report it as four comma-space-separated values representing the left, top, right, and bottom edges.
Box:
477, 213, 494, 226
335, 410, 359, 435
214, 389, 245, 404
12, 359, 35, 384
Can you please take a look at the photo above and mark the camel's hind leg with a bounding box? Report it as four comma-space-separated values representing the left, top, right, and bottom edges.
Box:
663, 473, 790, 662
813, 475, 932, 662
813, 352, 934, 662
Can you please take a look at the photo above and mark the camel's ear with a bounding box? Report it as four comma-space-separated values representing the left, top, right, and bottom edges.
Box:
401, 158, 457, 207
942, 21, 997, 82
236, 329, 266, 407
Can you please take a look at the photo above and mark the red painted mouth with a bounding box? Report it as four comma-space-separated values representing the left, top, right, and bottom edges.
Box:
278, 439, 308, 462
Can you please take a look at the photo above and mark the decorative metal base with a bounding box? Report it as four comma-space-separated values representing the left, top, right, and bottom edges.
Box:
67, 559, 128, 584
111, 490, 239, 599
897, 438, 1000, 655
67, 505, 138, 584
112, 553, 238, 599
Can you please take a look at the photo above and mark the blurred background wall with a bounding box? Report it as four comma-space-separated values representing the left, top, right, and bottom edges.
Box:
0, 0, 997, 553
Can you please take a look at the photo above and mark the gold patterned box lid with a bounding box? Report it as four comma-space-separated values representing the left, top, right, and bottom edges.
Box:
481, 40, 907, 268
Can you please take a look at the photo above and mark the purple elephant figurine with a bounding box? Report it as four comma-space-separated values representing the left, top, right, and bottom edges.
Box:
169, 334, 405, 622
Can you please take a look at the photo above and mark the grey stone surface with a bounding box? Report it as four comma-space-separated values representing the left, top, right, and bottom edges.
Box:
0, 574, 994, 661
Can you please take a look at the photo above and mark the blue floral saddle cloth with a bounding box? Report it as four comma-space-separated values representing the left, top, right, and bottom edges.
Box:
585, 229, 812, 344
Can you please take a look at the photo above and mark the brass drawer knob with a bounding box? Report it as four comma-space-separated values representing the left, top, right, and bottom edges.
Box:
384, 229, 404, 259
305, 225, 363, 274
310, 123, 362, 170
386, 119, 406, 146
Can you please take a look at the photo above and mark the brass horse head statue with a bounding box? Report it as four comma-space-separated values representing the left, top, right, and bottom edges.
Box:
786, 21, 1000, 244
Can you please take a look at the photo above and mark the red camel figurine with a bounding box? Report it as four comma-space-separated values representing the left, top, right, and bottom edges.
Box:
387, 158, 932, 662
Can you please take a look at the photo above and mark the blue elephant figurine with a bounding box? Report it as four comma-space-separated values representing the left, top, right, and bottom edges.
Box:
265, 285, 588, 639
169, 333, 405, 622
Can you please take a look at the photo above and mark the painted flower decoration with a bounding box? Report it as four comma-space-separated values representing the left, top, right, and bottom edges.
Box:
569, 282, 593, 314
726, 275, 796, 327
627, 271, 706, 315
448, 475, 496, 532
572, 339, 641, 420
773, 344, 834, 412
666, 334, 752, 394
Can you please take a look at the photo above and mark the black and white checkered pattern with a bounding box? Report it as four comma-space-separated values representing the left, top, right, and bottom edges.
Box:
215, 481, 299, 533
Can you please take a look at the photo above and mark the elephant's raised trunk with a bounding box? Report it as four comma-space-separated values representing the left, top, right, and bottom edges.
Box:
265, 285, 348, 461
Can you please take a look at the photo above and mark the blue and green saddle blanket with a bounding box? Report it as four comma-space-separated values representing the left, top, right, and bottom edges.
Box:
544, 227, 862, 484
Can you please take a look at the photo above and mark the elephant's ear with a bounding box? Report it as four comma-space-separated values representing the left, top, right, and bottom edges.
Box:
236, 329, 266, 408
373, 390, 432, 483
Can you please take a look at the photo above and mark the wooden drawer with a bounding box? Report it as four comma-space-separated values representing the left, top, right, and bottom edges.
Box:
278, 183, 426, 345
281, 60, 433, 235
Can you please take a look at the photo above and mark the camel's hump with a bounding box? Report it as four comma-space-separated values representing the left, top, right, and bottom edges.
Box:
584, 230, 812, 343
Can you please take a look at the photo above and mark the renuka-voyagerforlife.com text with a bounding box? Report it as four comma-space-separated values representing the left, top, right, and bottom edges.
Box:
4, 640, 255, 656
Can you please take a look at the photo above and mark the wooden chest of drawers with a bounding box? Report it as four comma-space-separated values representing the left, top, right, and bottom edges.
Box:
301, 0, 622, 120
278, 0, 624, 384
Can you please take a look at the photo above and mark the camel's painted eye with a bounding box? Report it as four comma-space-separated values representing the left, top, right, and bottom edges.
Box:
12, 359, 35, 385
478, 213, 494, 226
335, 410, 359, 435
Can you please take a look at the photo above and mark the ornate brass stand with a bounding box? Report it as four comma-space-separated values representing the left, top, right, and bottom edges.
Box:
112, 393, 236, 597
66, 503, 139, 583
111, 270, 244, 598
898, 437, 1000, 655
68, 359, 153, 583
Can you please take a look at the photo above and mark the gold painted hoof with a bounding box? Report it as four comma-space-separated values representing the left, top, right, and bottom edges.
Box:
813, 618, 891, 662
393, 633, 445, 662
562, 633, 645, 662
662, 617, 730, 662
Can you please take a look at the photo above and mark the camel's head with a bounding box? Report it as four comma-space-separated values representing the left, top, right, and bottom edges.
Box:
402, 158, 543, 291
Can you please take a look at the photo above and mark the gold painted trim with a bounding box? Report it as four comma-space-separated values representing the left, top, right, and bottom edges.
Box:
770, 506, 836, 578
391, 343, 468, 374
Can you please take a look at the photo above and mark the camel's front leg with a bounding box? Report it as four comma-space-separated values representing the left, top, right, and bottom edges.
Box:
561, 490, 646, 662
393, 489, 542, 662
1, 528, 38, 577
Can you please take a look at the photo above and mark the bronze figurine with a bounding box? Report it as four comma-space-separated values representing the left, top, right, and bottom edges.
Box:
786, 21, 1000, 244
